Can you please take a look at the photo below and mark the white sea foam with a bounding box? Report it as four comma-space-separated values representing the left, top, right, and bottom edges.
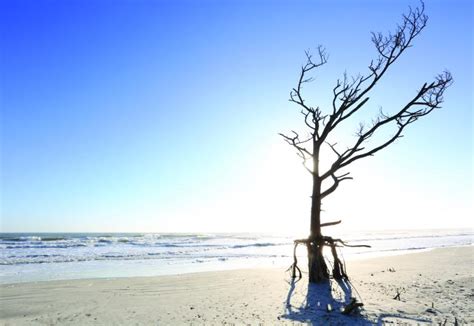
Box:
0, 229, 472, 284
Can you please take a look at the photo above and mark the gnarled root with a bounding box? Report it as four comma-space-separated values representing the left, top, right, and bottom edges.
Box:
290, 235, 370, 282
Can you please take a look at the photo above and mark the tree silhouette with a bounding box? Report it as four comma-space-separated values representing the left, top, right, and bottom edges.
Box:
280, 2, 452, 283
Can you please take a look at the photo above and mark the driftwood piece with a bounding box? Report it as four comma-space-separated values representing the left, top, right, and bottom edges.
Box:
393, 287, 405, 300
341, 298, 364, 315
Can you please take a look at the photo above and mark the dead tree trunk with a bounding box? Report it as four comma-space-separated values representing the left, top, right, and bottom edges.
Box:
307, 145, 329, 282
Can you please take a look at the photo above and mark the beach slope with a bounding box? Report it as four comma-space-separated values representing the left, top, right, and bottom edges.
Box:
1, 246, 472, 325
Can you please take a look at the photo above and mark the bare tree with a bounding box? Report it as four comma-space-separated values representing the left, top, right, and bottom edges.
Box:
280, 2, 452, 283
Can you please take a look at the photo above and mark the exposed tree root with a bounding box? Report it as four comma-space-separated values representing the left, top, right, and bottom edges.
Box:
289, 235, 370, 282
288, 239, 302, 280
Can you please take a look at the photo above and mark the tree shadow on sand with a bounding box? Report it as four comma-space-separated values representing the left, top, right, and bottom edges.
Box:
282, 277, 433, 325
282, 277, 373, 325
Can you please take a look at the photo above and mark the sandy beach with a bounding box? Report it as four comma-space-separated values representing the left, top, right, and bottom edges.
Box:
1, 246, 472, 325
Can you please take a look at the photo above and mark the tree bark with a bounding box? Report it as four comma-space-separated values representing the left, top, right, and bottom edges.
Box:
307, 144, 329, 282
310, 142, 321, 238
310, 174, 321, 238
307, 237, 329, 283
307, 176, 329, 282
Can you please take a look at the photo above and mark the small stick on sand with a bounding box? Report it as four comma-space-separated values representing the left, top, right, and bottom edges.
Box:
341, 298, 363, 315
393, 291, 401, 301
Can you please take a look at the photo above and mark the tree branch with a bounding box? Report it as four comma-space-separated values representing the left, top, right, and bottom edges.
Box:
321, 71, 452, 179
279, 131, 314, 174
320, 1, 429, 143
280, 1, 452, 204
321, 172, 353, 199
289, 46, 328, 141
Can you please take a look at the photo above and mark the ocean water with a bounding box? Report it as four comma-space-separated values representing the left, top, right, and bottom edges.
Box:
0, 229, 472, 284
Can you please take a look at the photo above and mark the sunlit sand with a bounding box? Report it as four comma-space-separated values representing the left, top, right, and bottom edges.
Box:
1, 246, 472, 325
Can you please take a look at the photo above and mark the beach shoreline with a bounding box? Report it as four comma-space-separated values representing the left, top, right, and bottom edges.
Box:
2, 229, 472, 285
1, 246, 472, 325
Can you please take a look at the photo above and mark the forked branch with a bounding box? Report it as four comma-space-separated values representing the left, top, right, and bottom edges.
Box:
321, 71, 452, 180
288, 46, 328, 140
320, 1, 429, 141
321, 173, 353, 199
279, 130, 314, 174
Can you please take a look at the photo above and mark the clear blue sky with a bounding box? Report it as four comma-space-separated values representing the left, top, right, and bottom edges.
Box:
1, 0, 472, 233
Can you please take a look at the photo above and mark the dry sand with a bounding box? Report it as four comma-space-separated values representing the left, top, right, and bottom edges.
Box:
1, 246, 472, 325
